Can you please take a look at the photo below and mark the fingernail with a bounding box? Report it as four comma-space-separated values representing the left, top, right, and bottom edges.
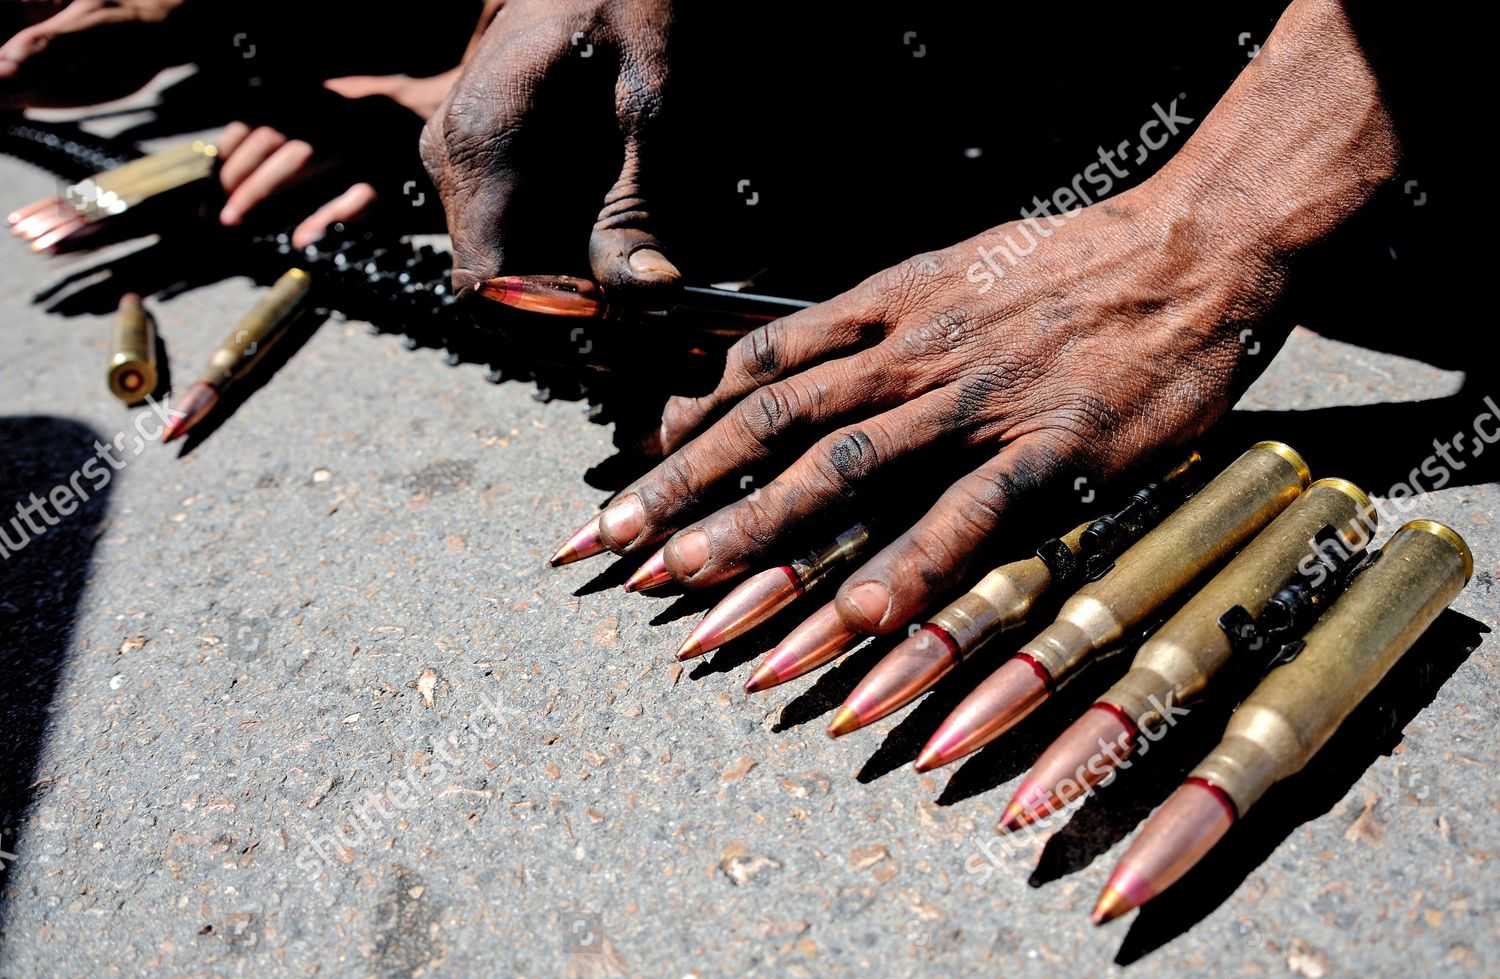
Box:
219, 206, 240, 226
0, 60, 18, 80
844, 581, 891, 628
598, 494, 645, 547
627, 248, 680, 279
669, 530, 710, 578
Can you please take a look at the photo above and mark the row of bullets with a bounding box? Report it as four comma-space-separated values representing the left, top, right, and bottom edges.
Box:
8, 139, 218, 252
561, 441, 1470, 924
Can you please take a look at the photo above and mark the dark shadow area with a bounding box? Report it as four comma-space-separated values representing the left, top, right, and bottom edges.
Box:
0, 417, 112, 945
1108, 609, 1487, 966
649, 586, 733, 628
572, 556, 649, 598
1211, 378, 1500, 497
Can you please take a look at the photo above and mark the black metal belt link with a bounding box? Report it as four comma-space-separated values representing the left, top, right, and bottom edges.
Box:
1217, 524, 1381, 671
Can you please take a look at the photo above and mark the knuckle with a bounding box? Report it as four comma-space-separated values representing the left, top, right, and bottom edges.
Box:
659, 395, 701, 443
652, 451, 700, 511
733, 320, 785, 381
820, 428, 880, 486
723, 496, 779, 552
737, 379, 807, 445
898, 305, 978, 360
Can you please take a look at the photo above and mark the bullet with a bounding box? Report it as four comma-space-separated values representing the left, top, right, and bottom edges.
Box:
478, 274, 814, 332
831, 522, 1090, 738
478, 275, 605, 317
11, 141, 217, 250
745, 601, 861, 693
549, 513, 607, 567
162, 268, 312, 443
1093, 520, 1472, 923
108, 293, 159, 404
831, 454, 1204, 739
917, 442, 1310, 772
623, 548, 671, 593
678, 523, 871, 660
1002, 478, 1376, 829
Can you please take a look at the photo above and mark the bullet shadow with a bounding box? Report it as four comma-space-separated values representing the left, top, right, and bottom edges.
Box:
1209, 379, 1500, 496
176, 306, 330, 456
0, 417, 112, 948
770, 634, 895, 732
648, 584, 733, 628
1112, 609, 1486, 966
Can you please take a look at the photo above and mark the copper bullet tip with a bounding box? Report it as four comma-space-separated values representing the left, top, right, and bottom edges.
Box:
549, 514, 607, 567
835, 624, 960, 737
743, 602, 860, 694
997, 800, 1029, 833
915, 655, 1051, 772
826, 706, 859, 739
744, 662, 778, 693
1004, 703, 1137, 829
1091, 885, 1134, 925
677, 565, 801, 660
623, 548, 671, 592
161, 382, 220, 444
1094, 779, 1237, 922
912, 745, 943, 773
674, 635, 702, 661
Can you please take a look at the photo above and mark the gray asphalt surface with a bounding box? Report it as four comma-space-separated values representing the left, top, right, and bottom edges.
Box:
1, 115, 1496, 977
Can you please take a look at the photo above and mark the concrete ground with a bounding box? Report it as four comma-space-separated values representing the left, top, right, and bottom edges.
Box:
1, 114, 1496, 977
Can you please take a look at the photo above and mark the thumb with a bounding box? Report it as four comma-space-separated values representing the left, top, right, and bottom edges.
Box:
588, 59, 679, 295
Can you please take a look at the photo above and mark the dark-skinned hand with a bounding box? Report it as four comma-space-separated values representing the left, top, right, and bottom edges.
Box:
582, 0, 1402, 639
419, 0, 679, 298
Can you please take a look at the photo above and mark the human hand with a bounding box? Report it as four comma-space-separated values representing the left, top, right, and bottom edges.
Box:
419, 0, 680, 297
216, 121, 374, 248
575, 0, 1400, 641
0, 0, 185, 107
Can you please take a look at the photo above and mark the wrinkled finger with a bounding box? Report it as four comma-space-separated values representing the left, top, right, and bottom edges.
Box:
219, 138, 315, 226
834, 433, 1070, 633
422, 23, 572, 294
587, 53, 677, 295
658, 388, 967, 588
596, 349, 912, 554
659, 300, 885, 454
291, 182, 377, 248
217, 126, 287, 196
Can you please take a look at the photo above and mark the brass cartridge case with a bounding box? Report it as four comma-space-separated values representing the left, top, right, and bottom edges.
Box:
108, 294, 158, 403
930, 522, 1090, 654
1107, 478, 1375, 729
206, 268, 312, 386
791, 522, 872, 590
1019, 441, 1311, 683
1192, 520, 1471, 815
